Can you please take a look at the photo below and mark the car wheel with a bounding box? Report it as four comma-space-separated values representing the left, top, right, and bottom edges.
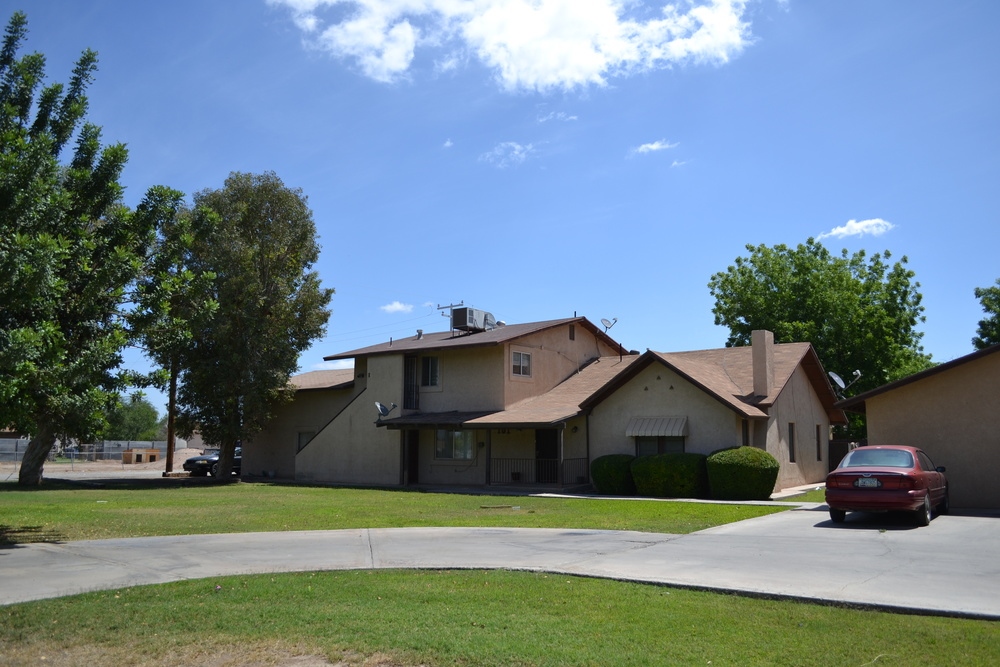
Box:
916, 496, 932, 526
829, 508, 846, 523
210, 463, 218, 477
938, 487, 950, 515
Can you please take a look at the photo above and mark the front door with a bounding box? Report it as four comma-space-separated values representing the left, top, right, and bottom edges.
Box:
535, 428, 559, 484
405, 430, 419, 485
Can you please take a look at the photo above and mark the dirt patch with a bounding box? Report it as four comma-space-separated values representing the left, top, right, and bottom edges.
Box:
0, 448, 207, 480
0, 641, 423, 666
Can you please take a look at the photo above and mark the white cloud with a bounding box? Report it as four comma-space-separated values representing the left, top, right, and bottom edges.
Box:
631, 139, 679, 155
480, 141, 535, 168
443, 138, 453, 148
380, 300, 414, 313
670, 159, 686, 167
816, 218, 896, 240
537, 111, 578, 123
269, 0, 752, 91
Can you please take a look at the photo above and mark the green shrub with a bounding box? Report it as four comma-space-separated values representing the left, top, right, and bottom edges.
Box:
590, 454, 637, 495
630, 453, 709, 499
706, 446, 780, 500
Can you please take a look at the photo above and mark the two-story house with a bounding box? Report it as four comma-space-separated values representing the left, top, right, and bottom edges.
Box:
245, 314, 846, 492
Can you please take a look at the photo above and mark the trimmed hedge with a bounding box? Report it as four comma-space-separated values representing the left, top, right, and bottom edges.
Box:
590, 454, 636, 495
630, 453, 709, 499
706, 446, 780, 500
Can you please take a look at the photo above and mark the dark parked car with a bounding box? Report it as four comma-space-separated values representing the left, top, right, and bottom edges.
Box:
183, 447, 242, 477
825, 445, 948, 526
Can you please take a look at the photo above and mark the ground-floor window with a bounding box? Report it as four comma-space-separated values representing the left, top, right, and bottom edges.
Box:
296, 430, 316, 452
435, 429, 475, 461
635, 436, 685, 457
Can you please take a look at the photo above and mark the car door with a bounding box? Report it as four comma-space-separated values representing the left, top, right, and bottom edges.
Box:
917, 450, 946, 504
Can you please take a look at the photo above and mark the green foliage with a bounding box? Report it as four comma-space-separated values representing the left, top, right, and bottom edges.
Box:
175, 171, 334, 476
631, 453, 709, 498
972, 278, 1000, 350
105, 394, 160, 441
706, 446, 780, 501
0, 12, 164, 484
708, 238, 934, 438
590, 454, 636, 495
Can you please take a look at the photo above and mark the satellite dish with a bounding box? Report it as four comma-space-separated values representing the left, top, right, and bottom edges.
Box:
601, 317, 617, 332
828, 371, 846, 390
375, 401, 397, 418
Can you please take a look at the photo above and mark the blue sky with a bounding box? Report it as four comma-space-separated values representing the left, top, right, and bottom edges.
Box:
12, 1, 1000, 416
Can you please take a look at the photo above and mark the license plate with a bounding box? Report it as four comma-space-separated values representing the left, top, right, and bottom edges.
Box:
855, 477, 881, 488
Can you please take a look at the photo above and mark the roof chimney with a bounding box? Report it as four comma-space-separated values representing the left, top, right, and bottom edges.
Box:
416, 329, 423, 340
752, 330, 774, 398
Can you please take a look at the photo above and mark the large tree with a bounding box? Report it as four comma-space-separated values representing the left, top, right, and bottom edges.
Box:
130, 186, 217, 472
972, 278, 1000, 350
708, 239, 933, 404
105, 393, 160, 441
0, 12, 159, 484
175, 171, 333, 480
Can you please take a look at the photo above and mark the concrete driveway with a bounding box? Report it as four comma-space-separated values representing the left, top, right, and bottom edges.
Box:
2, 506, 998, 618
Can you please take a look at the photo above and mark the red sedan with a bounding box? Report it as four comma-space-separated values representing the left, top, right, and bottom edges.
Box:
825, 445, 949, 526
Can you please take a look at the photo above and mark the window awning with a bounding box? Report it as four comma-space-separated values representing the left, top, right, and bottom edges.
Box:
625, 417, 688, 438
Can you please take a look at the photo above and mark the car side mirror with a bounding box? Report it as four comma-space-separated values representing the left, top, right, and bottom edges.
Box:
936, 466, 946, 473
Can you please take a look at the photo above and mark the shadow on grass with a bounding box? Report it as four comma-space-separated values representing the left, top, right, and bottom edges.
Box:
0, 524, 66, 547
0, 476, 225, 492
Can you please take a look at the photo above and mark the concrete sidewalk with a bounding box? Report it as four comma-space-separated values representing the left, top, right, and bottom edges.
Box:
3, 506, 999, 617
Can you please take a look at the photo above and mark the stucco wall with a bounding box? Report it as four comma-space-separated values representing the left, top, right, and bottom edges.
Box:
295, 355, 403, 486
588, 364, 741, 460
767, 365, 831, 490
505, 325, 618, 406
865, 351, 1000, 509
245, 388, 354, 480
417, 428, 489, 485
415, 346, 505, 412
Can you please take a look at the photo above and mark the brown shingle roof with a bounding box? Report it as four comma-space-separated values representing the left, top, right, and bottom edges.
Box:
469, 355, 643, 426
583, 343, 846, 424
290, 369, 355, 391
323, 317, 626, 361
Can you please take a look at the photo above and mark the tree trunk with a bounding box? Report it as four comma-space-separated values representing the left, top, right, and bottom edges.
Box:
18, 423, 56, 486
164, 359, 177, 474
213, 438, 238, 484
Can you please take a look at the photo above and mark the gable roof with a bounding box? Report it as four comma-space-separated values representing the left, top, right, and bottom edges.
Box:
324, 317, 627, 361
469, 355, 643, 427
582, 343, 847, 424
836, 343, 1000, 414
290, 368, 355, 392
377, 355, 642, 429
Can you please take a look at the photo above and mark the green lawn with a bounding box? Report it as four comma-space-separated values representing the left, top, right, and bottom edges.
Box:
3, 481, 994, 666
0, 480, 786, 543
3, 570, 997, 666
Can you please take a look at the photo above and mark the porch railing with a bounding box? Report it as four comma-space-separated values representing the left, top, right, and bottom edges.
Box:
490, 458, 589, 486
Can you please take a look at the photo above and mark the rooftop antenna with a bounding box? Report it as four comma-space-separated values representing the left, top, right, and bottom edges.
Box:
601, 317, 617, 332
374, 401, 397, 423
438, 301, 464, 335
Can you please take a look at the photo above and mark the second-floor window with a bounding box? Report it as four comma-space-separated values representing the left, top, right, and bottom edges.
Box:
512, 351, 531, 377
421, 356, 439, 387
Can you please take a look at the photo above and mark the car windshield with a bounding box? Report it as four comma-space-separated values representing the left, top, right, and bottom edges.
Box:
840, 448, 914, 468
